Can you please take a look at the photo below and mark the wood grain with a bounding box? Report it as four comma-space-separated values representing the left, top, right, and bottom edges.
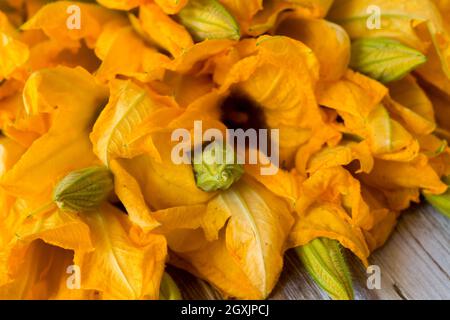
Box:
168, 204, 450, 300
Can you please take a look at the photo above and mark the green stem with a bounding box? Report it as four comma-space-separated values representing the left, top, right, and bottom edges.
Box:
26, 201, 56, 219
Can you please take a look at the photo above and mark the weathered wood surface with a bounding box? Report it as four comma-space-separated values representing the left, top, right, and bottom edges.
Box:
168, 204, 450, 300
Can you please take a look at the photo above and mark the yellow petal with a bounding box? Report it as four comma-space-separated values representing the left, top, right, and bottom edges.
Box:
318, 70, 387, 118
9, 209, 93, 260
414, 19, 450, 94
91, 79, 179, 165
22, 1, 124, 48
0, 92, 50, 147
287, 0, 335, 19
154, 0, 188, 14
202, 195, 233, 241
289, 203, 370, 266
329, 0, 450, 94
328, 0, 439, 51
219, 35, 324, 165
276, 17, 350, 82
75, 204, 167, 300
0, 91, 21, 129
307, 141, 374, 174
360, 154, 448, 195
318, 71, 420, 161
96, 0, 150, 10
0, 241, 84, 299
110, 159, 160, 231
296, 166, 374, 230
135, 199, 231, 250
245, 162, 300, 207
161, 73, 215, 108
145, 205, 212, 252
367, 104, 420, 161
172, 236, 262, 299
25, 39, 101, 79
1, 66, 108, 198
0, 11, 29, 80
360, 184, 399, 252
425, 81, 450, 136
0, 78, 22, 101
1, 200, 93, 290
386, 75, 436, 135
223, 177, 294, 297
95, 25, 169, 82
245, 0, 333, 36
172, 176, 294, 299
170, 39, 236, 74
116, 133, 216, 210
219, 0, 263, 23
246, 0, 292, 36
418, 133, 448, 157
428, 149, 450, 178
0, 136, 25, 178
105, 91, 225, 214
137, 3, 193, 57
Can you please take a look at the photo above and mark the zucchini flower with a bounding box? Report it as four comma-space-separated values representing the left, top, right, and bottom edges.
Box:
0, 11, 29, 81
328, 0, 450, 94
0, 67, 167, 300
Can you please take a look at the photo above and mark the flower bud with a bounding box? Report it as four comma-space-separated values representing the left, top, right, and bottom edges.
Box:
52, 166, 114, 212
296, 237, 354, 300
177, 0, 240, 42
193, 141, 244, 192
350, 38, 427, 83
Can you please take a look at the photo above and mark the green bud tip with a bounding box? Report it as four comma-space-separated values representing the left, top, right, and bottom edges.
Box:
52, 166, 114, 213
296, 238, 354, 300
177, 0, 240, 42
159, 272, 182, 300
350, 37, 427, 84
193, 141, 244, 192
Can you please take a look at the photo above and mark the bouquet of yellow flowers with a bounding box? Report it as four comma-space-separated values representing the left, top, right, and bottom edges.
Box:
0, 0, 449, 300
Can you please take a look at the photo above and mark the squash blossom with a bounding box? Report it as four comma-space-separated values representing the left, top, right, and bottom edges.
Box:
0, 0, 449, 301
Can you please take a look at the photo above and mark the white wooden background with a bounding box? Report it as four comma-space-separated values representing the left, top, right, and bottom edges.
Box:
168, 204, 450, 300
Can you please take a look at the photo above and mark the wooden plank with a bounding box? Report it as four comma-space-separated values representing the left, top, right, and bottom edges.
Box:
168, 205, 450, 300
359, 205, 450, 300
